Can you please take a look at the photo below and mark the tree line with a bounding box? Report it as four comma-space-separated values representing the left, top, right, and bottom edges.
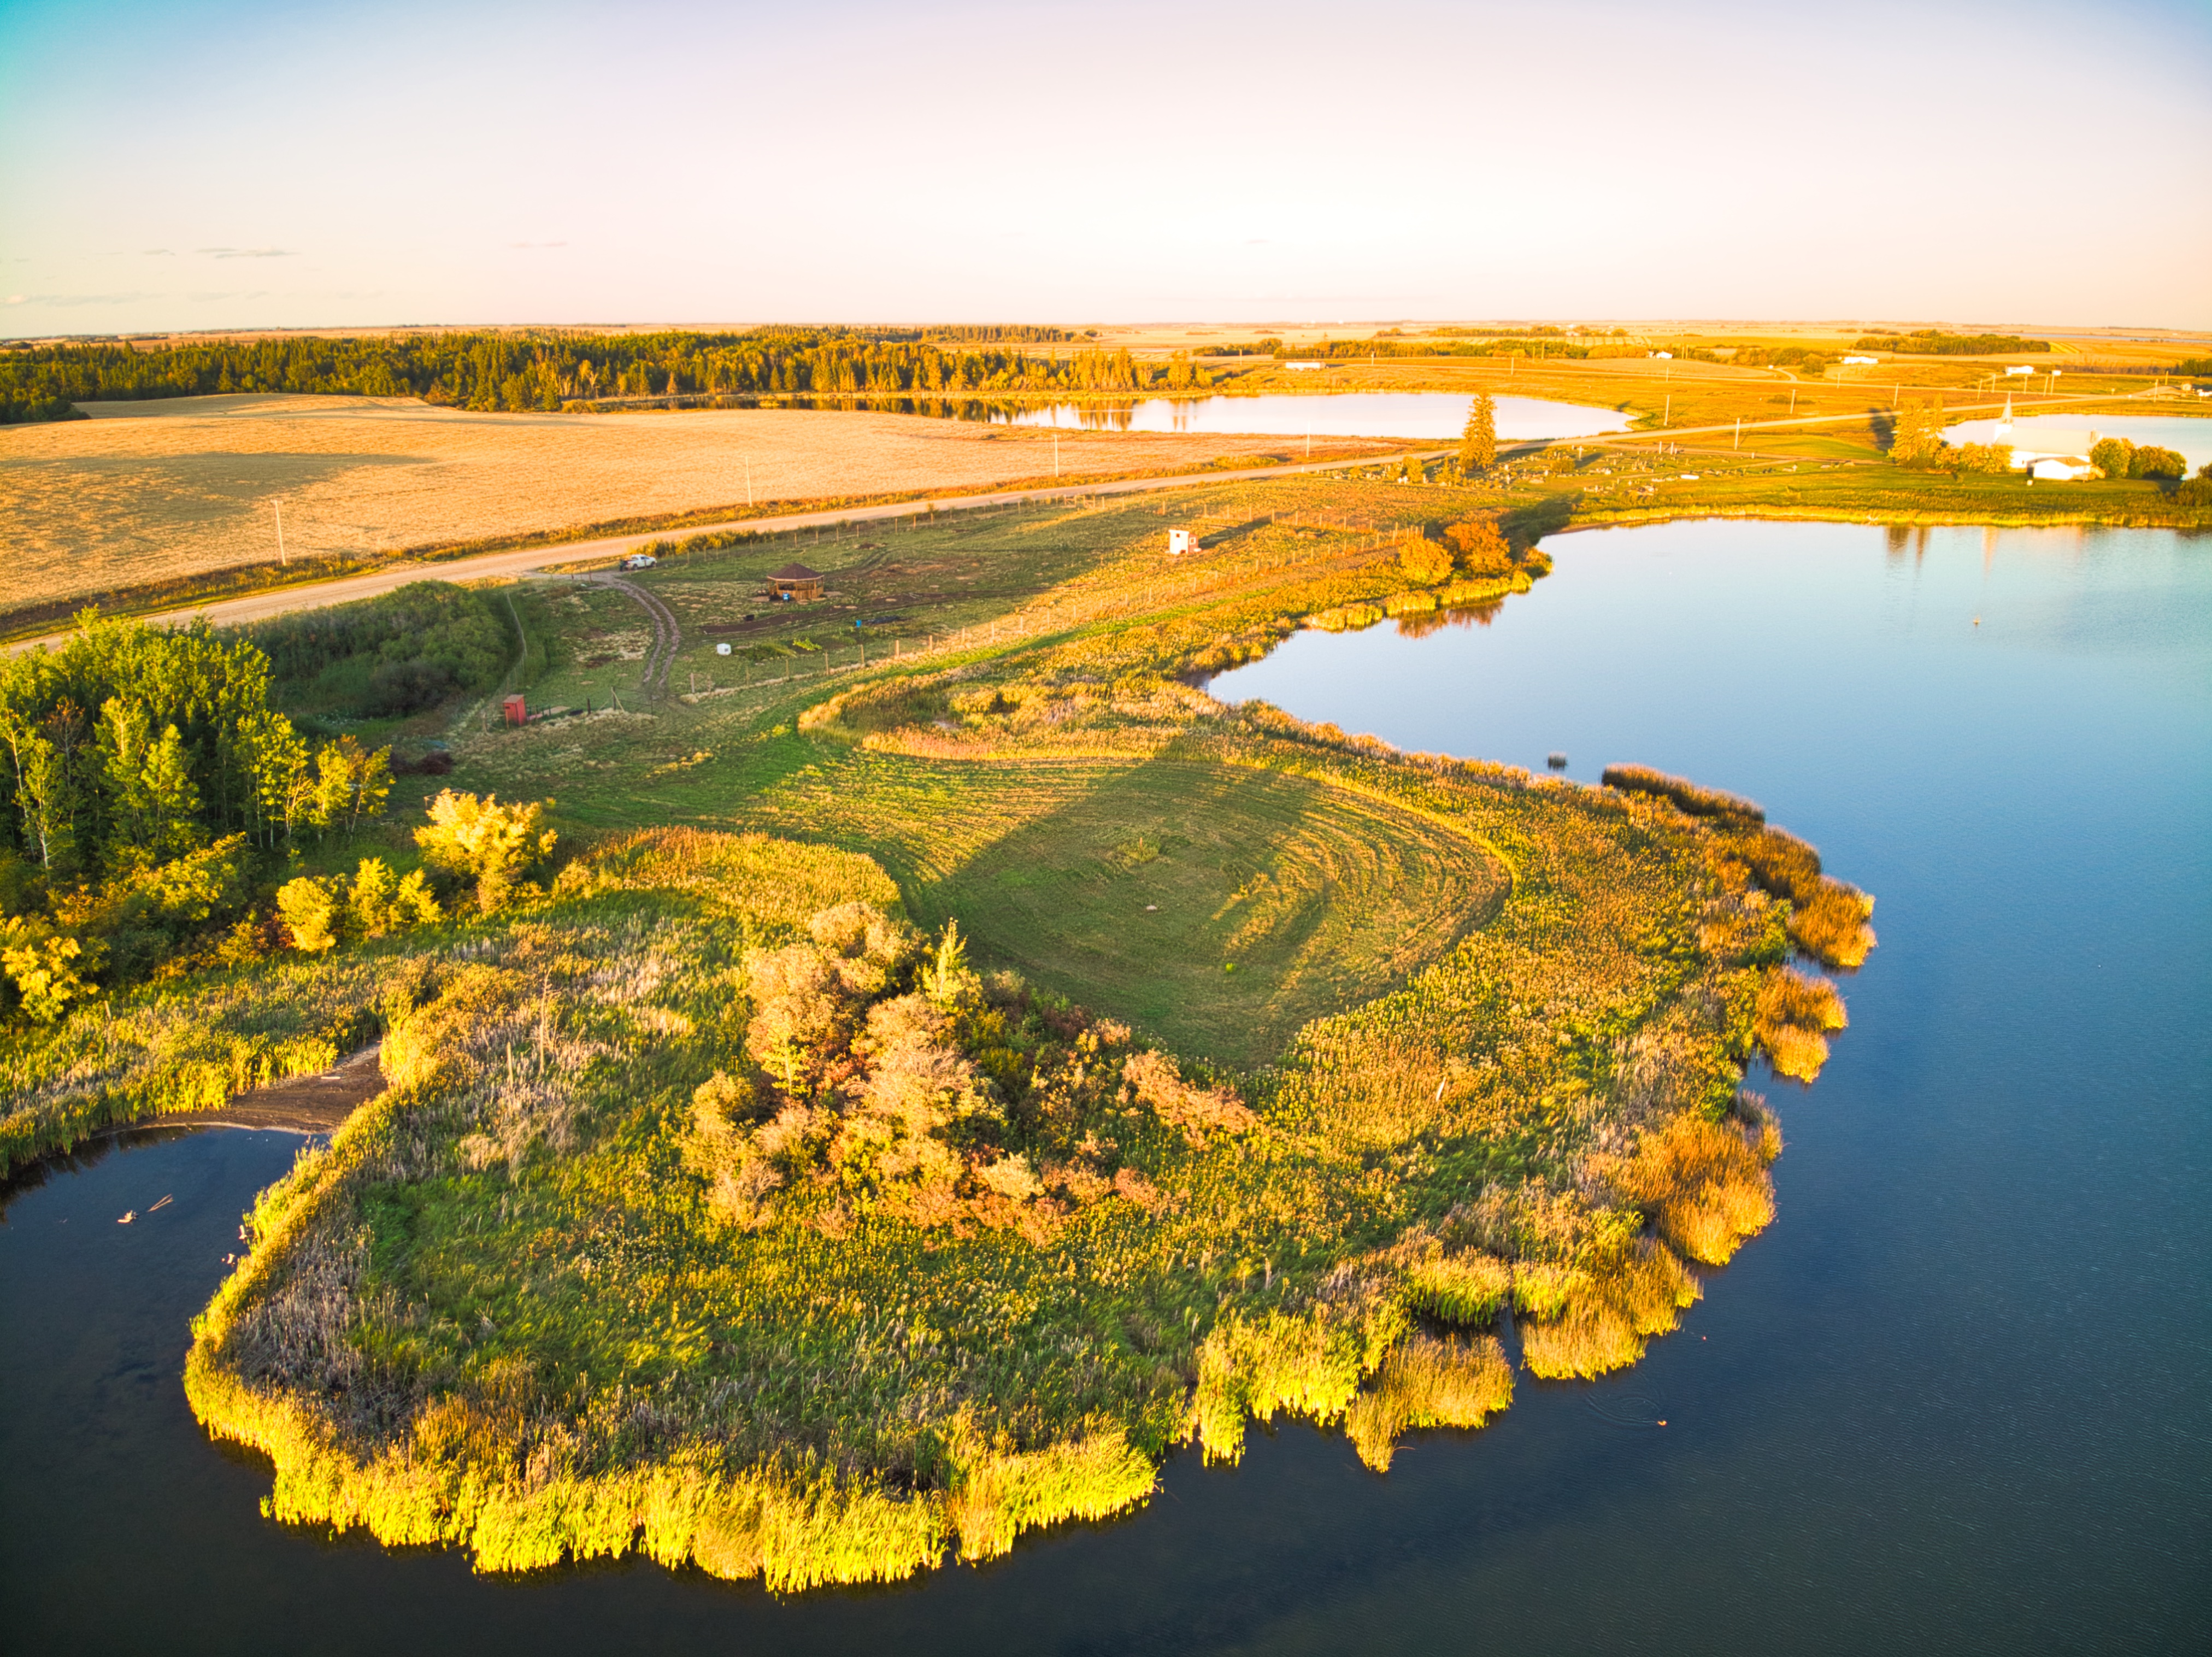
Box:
1852, 330, 2052, 356
1284, 337, 1598, 362
0, 328, 1193, 424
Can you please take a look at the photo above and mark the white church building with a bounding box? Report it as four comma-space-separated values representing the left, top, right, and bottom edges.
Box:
1992, 401, 2100, 481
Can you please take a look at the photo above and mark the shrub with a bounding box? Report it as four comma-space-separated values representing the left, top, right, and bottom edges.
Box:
2131, 445, 2186, 481
349, 857, 441, 937
366, 657, 458, 716
274, 876, 341, 953
0, 919, 93, 1021
278, 856, 442, 953
1443, 515, 1514, 577
1397, 538, 1454, 585
1122, 1049, 1256, 1142
2090, 437, 2135, 479
414, 791, 556, 914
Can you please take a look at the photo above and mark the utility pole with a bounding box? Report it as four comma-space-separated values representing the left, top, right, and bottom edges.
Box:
271, 497, 287, 566
1663, 393, 1671, 427
745, 459, 753, 507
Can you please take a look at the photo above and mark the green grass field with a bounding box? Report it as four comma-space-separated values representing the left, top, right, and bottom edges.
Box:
915, 753, 1505, 1062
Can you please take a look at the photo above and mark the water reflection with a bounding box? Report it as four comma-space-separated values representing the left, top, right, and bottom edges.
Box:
652, 390, 1633, 443
989, 391, 1634, 442
1395, 600, 1501, 637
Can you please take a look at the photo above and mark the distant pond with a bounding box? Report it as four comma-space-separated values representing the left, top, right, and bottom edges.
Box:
989, 391, 1631, 441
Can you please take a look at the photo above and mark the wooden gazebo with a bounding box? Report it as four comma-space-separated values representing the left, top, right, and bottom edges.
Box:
767, 563, 823, 601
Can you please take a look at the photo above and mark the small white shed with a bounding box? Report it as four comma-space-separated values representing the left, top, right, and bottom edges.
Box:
1167, 528, 1195, 556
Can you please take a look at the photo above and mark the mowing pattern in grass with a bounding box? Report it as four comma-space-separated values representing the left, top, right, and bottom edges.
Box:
917, 754, 1504, 1063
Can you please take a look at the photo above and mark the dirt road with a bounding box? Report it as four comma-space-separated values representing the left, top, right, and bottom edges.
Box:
13, 383, 2177, 653
9, 452, 1444, 649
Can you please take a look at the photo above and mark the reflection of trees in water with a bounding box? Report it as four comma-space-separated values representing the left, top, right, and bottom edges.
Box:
735, 393, 1245, 435
1058, 398, 1211, 433
1397, 602, 1501, 638
0, 1125, 199, 1221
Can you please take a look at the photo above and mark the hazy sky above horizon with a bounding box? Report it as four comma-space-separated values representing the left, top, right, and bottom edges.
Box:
3, 0, 2208, 337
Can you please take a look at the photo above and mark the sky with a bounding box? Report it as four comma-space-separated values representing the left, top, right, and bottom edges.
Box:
2, 0, 2208, 337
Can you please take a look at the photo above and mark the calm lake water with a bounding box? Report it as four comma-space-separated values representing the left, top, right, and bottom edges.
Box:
993, 390, 1629, 441
4, 521, 2207, 1655
1939, 412, 2211, 470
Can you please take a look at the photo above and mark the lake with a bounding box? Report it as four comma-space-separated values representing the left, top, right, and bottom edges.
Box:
4, 520, 2207, 1654
991, 390, 1630, 441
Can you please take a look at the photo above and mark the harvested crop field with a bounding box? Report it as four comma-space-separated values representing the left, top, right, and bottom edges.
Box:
0, 395, 1380, 612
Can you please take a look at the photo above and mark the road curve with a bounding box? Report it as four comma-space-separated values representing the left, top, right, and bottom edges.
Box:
590, 574, 681, 695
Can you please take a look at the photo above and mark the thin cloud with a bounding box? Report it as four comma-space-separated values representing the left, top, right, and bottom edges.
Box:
195, 247, 298, 259
142, 248, 174, 256
13, 292, 160, 307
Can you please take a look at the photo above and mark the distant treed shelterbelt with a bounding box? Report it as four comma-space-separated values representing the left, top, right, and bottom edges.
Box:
1850, 330, 2053, 356
0, 328, 1198, 424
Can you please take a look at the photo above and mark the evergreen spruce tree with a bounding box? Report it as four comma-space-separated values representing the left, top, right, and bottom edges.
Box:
1460, 392, 1497, 471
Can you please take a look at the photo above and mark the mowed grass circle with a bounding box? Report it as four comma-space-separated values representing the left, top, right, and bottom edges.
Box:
919, 759, 1506, 1062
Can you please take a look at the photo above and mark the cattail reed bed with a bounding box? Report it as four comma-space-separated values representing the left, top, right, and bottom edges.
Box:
2, 472, 1873, 1591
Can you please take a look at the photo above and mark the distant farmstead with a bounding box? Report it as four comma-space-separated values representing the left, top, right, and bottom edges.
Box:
768, 563, 824, 601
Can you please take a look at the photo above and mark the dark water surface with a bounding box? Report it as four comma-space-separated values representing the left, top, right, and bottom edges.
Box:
5, 521, 2208, 1654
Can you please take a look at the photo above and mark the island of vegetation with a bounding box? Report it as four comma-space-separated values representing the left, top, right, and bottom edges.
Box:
0, 460, 1886, 1590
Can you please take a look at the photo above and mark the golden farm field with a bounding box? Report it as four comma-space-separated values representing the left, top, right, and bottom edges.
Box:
0, 394, 1350, 612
